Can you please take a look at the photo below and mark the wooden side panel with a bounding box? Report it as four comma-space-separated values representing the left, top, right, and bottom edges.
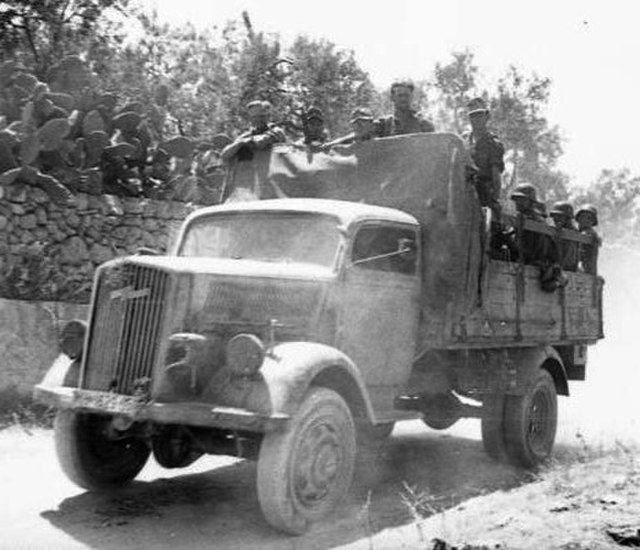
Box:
425, 259, 603, 349
565, 273, 603, 339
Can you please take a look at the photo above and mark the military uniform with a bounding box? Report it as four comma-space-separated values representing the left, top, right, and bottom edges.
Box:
507, 183, 555, 266
221, 100, 286, 163
464, 130, 505, 206
463, 98, 505, 210
549, 201, 579, 271
238, 123, 286, 150
326, 107, 376, 147
578, 227, 600, 274
376, 110, 435, 137
575, 205, 601, 274
297, 106, 329, 147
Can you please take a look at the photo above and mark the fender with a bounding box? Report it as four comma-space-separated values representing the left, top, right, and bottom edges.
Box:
260, 341, 377, 423
37, 354, 81, 389
509, 345, 569, 396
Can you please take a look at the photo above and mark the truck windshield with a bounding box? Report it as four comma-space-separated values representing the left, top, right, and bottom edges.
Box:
179, 212, 341, 268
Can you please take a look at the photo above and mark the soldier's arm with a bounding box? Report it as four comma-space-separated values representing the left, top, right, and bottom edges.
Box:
489, 137, 506, 172
325, 133, 356, 147
252, 126, 286, 150
220, 137, 251, 162
421, 119, 436, 133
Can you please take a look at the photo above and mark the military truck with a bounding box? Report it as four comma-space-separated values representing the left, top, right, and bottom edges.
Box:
34, 134, 603, 534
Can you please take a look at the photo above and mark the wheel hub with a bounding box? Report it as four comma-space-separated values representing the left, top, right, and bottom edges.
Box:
294, 423, 342, 506
528, 389, 552, 454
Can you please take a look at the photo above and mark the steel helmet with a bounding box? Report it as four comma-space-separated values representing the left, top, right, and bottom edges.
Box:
549, 201, 575, 218
576, 204, 599, 226
510, 183, 538, 202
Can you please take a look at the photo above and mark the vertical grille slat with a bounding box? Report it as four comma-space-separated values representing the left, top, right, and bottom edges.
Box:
138, 268, 160, 385
123, 265, 145, 390
83, 263, 169, 395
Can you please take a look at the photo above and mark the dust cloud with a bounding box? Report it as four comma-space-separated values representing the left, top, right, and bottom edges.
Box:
555, 244, 640, 448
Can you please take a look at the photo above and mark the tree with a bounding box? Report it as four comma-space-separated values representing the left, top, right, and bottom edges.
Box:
572, 168, 640, 241
489, 66, 566, 202
430, 49, 478, 133
0, 0, 129, 77
430, 54, 568, 204
286, 36, 376, 137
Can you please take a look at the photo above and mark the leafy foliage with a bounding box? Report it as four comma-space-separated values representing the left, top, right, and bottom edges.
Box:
0, 56, 225, 203
428, 51, 568, 203
572, 168, 640, 242
0, 0, 129, 78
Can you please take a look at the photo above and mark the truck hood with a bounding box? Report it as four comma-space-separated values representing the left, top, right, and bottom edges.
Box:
105, 255, 336, 282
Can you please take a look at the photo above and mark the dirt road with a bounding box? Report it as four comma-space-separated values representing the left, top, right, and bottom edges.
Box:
0, 246, 637, 549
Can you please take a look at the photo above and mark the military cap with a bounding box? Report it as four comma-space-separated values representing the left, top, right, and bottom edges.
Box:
350, 107, 374, 122
467, 97, 489, 116
576, 204, 599, 226
390, 80, 415, 94
549, 201, 575, 218
246, 100, 271, 115
304, 106, 324, 122
510, 182, 538, 201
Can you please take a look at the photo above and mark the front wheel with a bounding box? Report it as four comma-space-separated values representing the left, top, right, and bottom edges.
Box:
256, 387, 356, 535
504, 370, 558, 468
54, 410, 150, 490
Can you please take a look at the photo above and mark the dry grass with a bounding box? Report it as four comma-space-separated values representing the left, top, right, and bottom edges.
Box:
386, 435, 640, 550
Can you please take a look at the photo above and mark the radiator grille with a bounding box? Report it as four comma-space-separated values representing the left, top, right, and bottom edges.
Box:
82, 263, 169, 394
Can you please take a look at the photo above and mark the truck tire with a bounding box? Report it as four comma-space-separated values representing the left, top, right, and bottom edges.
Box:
256, 387, 356, 535
504, 369, 558, 468
54, 409, 150, 490
481, 393, 508, 462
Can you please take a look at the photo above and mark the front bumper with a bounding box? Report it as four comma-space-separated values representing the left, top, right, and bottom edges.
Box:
33, 385, 289, 433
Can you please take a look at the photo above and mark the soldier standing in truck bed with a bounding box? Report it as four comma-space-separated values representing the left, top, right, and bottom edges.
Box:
549, 201, 579, 271
575, 204, 601, 274
221, 100, 286, 163
298, 106, 330, 149
463, 97, 505, 214
376, 81, 435, 136
326, 108, 378, 146
508, 183, 554, 264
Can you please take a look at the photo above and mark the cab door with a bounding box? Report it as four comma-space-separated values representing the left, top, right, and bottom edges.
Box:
338, 222, 421, 417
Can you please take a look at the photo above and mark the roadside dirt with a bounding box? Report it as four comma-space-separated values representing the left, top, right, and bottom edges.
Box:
0, 246, 638, 549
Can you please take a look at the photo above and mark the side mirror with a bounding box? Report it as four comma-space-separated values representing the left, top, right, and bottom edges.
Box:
397, 238, 416, 257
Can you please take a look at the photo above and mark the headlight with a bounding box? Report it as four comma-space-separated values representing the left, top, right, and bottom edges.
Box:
226, 334, 265, 378
60, 320, 87, 360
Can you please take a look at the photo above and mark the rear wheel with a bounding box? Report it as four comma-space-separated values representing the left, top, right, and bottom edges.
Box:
504, 369, 558, 468
54, 410, 150, 490
256, 387, 356, 535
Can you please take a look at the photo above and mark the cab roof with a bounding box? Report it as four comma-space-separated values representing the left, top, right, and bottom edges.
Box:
186, 198, 419, 228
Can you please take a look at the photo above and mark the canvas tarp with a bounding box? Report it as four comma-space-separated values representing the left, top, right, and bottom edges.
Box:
225, 133, 484, 345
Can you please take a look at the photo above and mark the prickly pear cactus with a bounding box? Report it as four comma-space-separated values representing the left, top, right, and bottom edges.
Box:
0, 57, 226, 205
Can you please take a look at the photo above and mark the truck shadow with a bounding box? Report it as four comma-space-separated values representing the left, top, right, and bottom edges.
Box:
41, 426, 534, 550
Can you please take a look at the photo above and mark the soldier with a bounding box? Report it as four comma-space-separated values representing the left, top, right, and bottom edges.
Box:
463, 97, 505, 214
508, 183, 554, 264
220, 100, 286, 162
326, 107, 377, 146
549, 201, 579, 271
575, 204, 601, 274
376, 81, 435, 137
298, 106, 330, 148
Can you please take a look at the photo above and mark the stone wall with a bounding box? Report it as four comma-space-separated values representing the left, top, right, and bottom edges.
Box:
0, 297, 89, 394
0, 183, 200, 302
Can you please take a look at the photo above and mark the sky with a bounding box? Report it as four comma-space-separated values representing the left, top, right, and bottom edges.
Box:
138, 0, 640, 187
